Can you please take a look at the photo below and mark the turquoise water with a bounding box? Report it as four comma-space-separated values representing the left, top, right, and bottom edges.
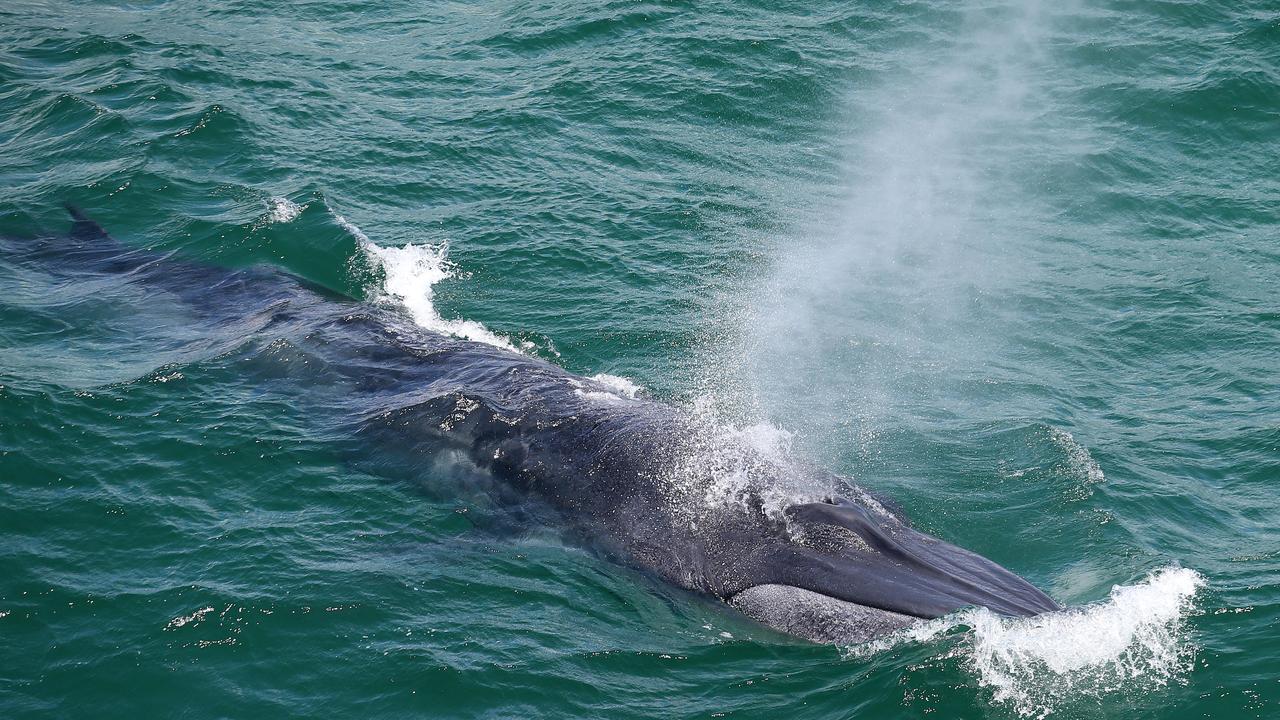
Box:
2, 0, 1277, 717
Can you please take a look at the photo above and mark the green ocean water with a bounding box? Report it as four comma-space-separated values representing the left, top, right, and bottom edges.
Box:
2, 0, 1278, 717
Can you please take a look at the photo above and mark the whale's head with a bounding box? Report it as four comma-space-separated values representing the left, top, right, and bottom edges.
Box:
717, 493, 1060, 644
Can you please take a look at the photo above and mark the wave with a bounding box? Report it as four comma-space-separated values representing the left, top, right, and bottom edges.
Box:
330, 210, 519, 352
848, 567, 1205, 718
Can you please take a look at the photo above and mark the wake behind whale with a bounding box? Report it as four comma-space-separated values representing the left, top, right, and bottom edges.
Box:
13, 206, 1062, 646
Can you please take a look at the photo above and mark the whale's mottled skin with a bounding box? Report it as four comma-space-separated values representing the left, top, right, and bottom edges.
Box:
9, 208, 1060, 644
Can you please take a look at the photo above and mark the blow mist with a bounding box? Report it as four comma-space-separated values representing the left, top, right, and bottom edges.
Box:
704, 1, 1206, 717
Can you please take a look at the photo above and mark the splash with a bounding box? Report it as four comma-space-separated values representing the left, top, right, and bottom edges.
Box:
332, 211, 518, 352
847, 567, 1205, 718
588, 373, 643, 399
165, 605, 216, 630
266, 196, 302, 223
1049, 427, 1106, 500
363, 241, 519, 352
968, 567, 1204, 717
660, 398, 837, 523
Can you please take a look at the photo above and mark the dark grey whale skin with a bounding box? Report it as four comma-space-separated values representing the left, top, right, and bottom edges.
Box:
10, 208, 1060, 644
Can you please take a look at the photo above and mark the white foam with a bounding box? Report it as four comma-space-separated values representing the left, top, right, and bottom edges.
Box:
570, 374, 645, 406
332, 211, 519, 352
970, 567, 1203, 716
588, 373, 643, 399
266, 196, 302, 223
846, 567, 1205, 718
165, 605, 215, 630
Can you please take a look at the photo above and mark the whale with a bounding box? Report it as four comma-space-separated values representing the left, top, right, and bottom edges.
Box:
7, 207, 1061, 644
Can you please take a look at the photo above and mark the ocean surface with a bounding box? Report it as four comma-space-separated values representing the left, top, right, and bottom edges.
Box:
2, 1, 1277, 717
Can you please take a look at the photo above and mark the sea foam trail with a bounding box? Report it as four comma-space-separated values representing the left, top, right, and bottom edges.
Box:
332, 212, 519, 352
849, 567, 1205, 718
